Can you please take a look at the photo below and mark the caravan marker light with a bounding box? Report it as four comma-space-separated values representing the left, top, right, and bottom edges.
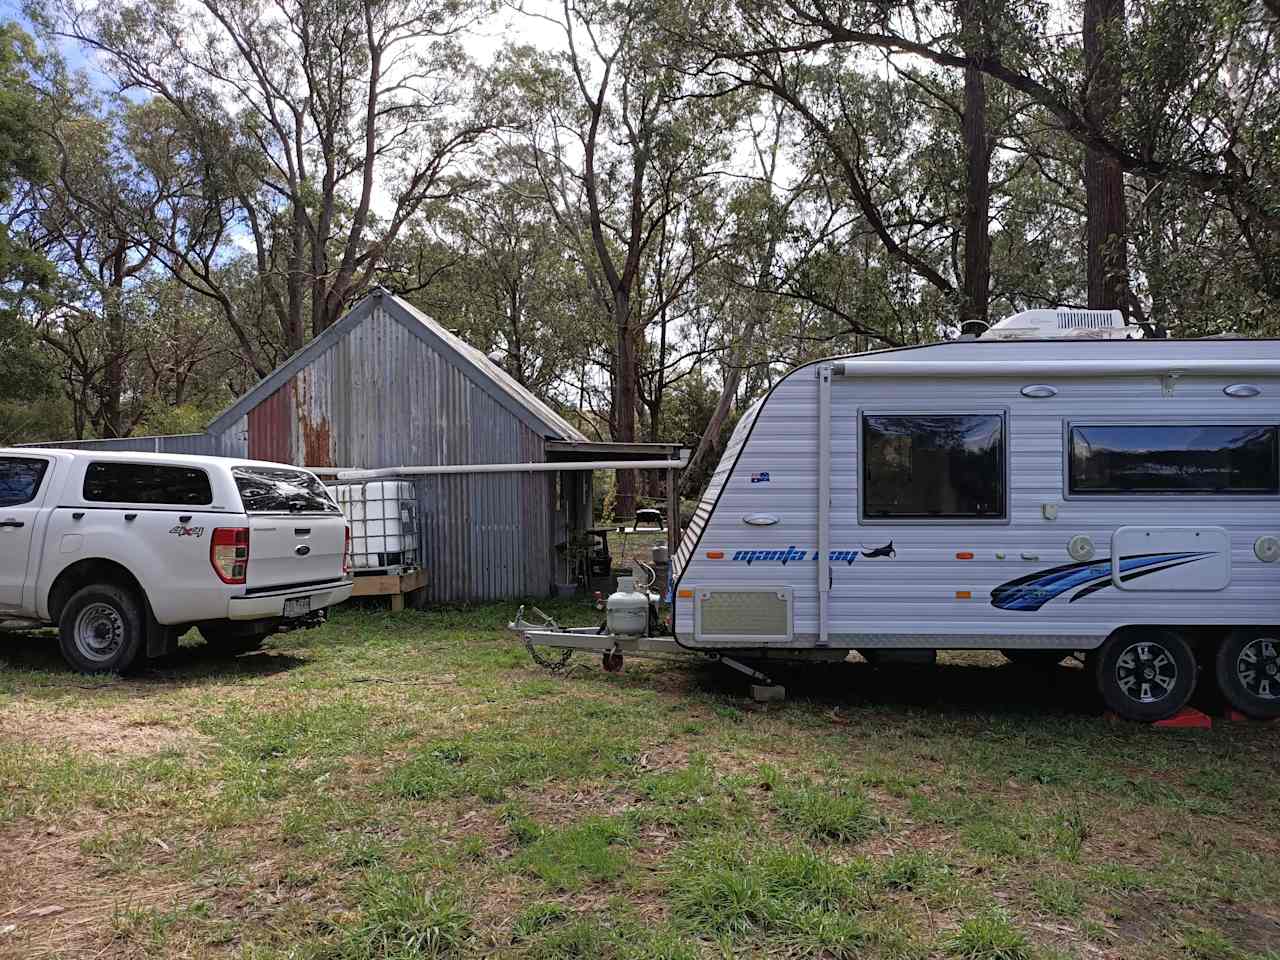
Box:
706, 551, 725, 559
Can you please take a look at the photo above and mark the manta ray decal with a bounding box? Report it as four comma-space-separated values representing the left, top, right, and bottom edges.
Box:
860, 541, 896, 559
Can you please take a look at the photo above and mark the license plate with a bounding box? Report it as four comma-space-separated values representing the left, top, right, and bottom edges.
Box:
283, 596, 311, 618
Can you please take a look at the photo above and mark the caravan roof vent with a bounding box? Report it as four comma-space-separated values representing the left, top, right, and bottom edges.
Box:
980, 308, 1138, 341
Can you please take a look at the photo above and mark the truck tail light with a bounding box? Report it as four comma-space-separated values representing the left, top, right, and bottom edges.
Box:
211, 527, 250, 584
343, 526, 352, 575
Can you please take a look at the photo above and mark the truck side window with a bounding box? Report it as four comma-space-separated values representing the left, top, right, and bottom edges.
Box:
862, 414, 1006, 520
0, 457, 49, 507
83, 462, 214, 505
1069, 424, 1279, 494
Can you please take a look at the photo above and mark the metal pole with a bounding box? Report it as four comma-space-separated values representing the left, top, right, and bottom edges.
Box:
666, 463, 678, 596
330, 455, 689, 481
817, 364, 832, 646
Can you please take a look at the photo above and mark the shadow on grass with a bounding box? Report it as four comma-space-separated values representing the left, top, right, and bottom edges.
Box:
666, 655, 1104, 719
0, 626, 307, 690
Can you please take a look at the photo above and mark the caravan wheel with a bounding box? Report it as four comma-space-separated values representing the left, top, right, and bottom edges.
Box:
1215, 629, 1280, 720
1094, 628, 1196, 722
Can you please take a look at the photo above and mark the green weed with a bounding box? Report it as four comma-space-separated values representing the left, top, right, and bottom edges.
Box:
772, 778, 879, 843
328, 871, 471, 959
511, 817, 633, 891
943, 908, 1033, 960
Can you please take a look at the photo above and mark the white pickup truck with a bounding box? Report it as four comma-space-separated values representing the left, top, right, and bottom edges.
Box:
0, 448, 353, 673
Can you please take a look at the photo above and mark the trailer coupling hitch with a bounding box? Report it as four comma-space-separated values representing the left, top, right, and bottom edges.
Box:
509, 605, 574, 672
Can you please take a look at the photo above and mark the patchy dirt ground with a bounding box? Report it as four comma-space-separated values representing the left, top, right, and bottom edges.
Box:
1, 604, 1278, 960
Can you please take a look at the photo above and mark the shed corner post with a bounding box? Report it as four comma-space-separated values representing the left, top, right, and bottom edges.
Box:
817, 363, 832, 646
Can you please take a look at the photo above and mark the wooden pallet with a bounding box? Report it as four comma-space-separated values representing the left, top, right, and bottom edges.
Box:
350, 569, 428, 611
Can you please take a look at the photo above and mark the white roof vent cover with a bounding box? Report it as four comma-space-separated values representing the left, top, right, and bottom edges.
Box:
980, 308, 1138, 340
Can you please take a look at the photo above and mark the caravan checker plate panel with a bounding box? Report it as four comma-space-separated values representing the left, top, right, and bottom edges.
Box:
695, 588, 792, 642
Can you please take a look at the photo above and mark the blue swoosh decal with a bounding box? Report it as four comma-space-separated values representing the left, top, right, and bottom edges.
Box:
991, 552, 1212, 611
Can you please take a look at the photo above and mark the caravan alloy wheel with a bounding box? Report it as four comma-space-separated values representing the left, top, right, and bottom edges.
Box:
1215, 629, 1280, 720
1094, 628, 1196, 722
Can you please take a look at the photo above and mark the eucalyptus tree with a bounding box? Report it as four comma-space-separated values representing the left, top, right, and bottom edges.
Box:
0, 23, 58, 407
38, 0, 500, 354
682, 0, 1280, 325
502, 0, 747, 516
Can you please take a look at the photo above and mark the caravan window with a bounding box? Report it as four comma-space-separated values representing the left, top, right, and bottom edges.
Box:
861, 414, 1006, 519
1069, 425, 1279, 495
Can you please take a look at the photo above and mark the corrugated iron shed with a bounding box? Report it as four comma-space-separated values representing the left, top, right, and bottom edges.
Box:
21, 290, 674, 603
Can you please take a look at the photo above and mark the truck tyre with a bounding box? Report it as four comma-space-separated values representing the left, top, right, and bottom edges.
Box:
198, 624, 267, 655
1094, 628, 1196, 722
58, 584, 146, 674
1001, 649, 1067, 668
1215, 628, 1280, 720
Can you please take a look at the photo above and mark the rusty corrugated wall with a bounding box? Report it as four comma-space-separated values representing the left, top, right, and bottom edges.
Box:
248, 383, 293, 463
205, 301, 567, 602
32, 293, 589, 603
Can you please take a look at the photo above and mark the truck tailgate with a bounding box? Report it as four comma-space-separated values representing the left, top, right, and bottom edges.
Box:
247, 514, 347, 590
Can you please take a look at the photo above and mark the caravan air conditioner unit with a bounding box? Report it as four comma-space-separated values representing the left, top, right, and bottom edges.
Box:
980, 307, 1138, 341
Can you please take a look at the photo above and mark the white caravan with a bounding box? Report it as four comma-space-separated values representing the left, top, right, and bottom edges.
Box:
516, 309, 1280, 723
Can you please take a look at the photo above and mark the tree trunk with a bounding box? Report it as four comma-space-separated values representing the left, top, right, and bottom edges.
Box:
101, 242, 127, 438
960, 0, 991, 332
1083, 0, 1129, 313
614, 289, 638, 520
680, 361, 740, 497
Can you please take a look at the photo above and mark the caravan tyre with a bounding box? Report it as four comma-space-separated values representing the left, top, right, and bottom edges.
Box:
1215, 629, 1280, 720
1094, 629, 1196, 722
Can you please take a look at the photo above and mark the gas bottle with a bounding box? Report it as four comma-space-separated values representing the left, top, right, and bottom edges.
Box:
606, 576, 649, 636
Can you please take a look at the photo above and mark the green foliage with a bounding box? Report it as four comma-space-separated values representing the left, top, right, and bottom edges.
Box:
0, 22, 56, 404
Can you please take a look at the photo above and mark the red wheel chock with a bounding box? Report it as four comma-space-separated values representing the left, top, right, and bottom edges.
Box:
1104, 706, 1276, 727
1104, 706, 1213, 728
1152, 707, 1213, 729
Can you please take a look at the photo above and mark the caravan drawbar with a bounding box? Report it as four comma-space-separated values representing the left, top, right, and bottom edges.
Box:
514, 312, 1280, 723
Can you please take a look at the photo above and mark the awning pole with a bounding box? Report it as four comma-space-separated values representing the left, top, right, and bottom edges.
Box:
817, 364, 832, 647
327, 455, 689, 481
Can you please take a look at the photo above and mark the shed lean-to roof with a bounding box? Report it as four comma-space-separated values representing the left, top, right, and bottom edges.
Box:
206, 289, 588, 443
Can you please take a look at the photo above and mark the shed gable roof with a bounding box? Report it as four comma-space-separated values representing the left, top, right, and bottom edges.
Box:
207, 290, 587, 443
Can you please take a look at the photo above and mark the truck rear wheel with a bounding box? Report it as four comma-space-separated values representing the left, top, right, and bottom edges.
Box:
1093, 628, 1196, 722
58, 584, 145, 674
1215, 628, 1280, 720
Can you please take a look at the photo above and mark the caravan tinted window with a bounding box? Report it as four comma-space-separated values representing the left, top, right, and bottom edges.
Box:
861, 414, 1006, 519
1069, 425, 1279, 494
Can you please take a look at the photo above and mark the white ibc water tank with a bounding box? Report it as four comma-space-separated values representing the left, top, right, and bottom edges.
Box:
333, 481, 417, 569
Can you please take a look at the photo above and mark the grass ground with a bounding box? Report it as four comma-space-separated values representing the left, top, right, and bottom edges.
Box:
1, 602, 1278, 960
